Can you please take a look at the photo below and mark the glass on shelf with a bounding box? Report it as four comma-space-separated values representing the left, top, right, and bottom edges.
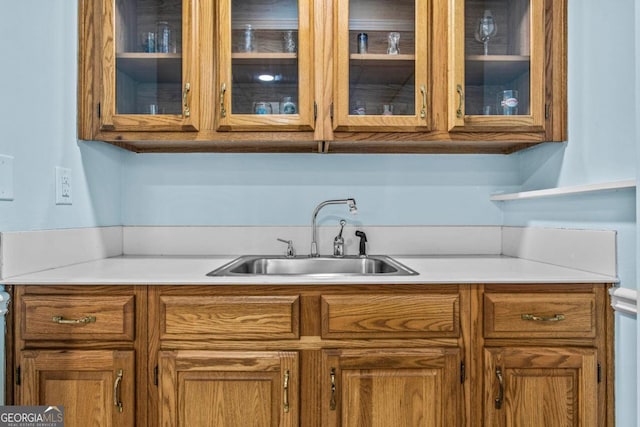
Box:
464, 0, 530, 116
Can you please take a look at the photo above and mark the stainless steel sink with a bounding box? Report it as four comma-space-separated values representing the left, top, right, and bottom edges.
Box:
207, 255, 418, 277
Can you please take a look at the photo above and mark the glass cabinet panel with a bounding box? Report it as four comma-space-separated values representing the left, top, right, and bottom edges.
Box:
464, 0, 529, 116
334, 0, 430, 131
451, 0, 545, 131
115, 0, 183, 115
217, 0, 313, 131
101, 0, 198, 131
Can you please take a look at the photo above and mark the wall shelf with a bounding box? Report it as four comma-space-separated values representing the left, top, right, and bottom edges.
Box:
490, 179, 636, 202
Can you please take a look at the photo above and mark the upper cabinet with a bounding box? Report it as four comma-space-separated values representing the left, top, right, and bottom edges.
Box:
449, 0, 545, 133
332, 0, 430, 132
216, 0, 315, 132
97, 0, 200, 132
78, 0, 566, 153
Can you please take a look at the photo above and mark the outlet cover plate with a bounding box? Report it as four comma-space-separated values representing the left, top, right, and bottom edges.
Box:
0, 155, 14, 201
55, 167, 72, 205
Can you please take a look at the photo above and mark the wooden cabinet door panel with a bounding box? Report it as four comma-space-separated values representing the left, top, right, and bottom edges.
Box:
323, 348, 462, 427
21, 294, 135, 341
484, 347, 598, 427
19, 350, 135, 427
159, 350, 298, 427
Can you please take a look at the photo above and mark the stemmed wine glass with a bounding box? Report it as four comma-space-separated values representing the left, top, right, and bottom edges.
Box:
474, 10, 497, 55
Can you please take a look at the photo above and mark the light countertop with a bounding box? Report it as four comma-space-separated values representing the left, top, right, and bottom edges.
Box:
2, 255, 618, 285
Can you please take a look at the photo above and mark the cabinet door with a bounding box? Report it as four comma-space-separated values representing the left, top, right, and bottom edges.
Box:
100, 0, 199, 132
484, 347, 598, 427
159, 350, 299, 427
333, 0, 431, 132
216, 0, 314, 131
322, 348, 462, 427
19, 350, 135, 427
449, 0, 548, 132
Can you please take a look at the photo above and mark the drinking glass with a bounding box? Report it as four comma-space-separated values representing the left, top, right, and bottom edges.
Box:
387, 32, 400, 54
474, 10, 497, 55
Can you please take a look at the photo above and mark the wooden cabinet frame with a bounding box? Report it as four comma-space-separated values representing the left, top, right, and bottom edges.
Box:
78, 0, 567, 153
8, 281, 611, 426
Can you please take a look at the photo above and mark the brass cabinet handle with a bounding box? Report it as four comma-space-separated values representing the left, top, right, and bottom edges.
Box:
521, 314, 566, 322
182, 83, 191, 118
329, 368, 337, 411
114, 369, 123, 413
283, 369, 290, 413
420, 85, 427, 119
219, 83, 227, 118
456, 84, 464, 118
494, 367, 503, 409
52, 315, 96, 324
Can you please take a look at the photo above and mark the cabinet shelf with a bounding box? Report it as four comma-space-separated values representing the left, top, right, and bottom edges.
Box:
116, 53, 182, 83
350, 53, 415, 61
232, 52, 297, 60
465, 55, 530, 86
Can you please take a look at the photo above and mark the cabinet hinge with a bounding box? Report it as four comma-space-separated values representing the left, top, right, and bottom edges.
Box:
545, 104, 550, 120
97, 103, 101, 119
154, 365, 159, 386
330, 103, 334, 123
15, 366, 20, 386
314, 102, 318, 123
597, 363, 601, 383
460, 362, 465, 384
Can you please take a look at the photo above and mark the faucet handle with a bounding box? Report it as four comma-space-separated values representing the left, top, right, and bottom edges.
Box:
277, 238, 295, 258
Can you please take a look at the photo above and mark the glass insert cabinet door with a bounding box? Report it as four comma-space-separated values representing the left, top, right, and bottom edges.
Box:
100, 0, 199, 132
333, 0, 430, 132
449, 0, 545, 131
217, 0, 313, 131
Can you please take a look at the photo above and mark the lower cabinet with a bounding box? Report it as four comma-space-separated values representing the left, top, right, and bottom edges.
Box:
322, 348, 462, 427
483, 347, 598, 426
19, 349, 135, 427
9, 282, 612, 427
158, 350, 299, 426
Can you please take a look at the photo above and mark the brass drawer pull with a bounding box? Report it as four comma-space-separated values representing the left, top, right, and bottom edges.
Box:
52, 315, 96, 324
114, 369, 123, 413
521, 314, 566, 322
494, 367, 503, 409
219, 83, 227, 118
283, 369, 290, 413
456, 84, 464, 118
329, 368, 336, 411
420, 85, 427, 119
182, 82, 191, 118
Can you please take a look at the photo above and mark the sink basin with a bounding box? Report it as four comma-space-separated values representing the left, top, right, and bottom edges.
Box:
207, 255, 418, 277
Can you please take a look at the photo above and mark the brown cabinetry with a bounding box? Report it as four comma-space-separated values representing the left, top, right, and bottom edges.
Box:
78, 0, 567, 153
10, 286, 147, 427
474, 284, 612, 427
9, 282, 611, 426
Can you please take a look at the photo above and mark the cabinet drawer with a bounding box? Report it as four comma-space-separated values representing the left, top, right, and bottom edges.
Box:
321, 293, 460, 339
21, 295, 135, 341
484, 293, 596, 339
160, 295, 300, 340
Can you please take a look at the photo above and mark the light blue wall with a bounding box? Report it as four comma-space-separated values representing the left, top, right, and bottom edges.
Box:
0, 0, 637, 423
121, 153, 519, 226
499, 0, 638, 424
0, 1, 123, 232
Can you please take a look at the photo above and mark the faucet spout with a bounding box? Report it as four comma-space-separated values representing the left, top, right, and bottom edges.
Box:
310, 198, 357, 257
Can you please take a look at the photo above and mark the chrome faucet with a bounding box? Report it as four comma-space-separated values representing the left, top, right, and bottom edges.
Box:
310, 198, 357, 257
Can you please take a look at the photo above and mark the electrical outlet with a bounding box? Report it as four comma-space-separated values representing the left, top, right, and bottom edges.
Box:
0, 155, 14, 201
55, 167, 72, 205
